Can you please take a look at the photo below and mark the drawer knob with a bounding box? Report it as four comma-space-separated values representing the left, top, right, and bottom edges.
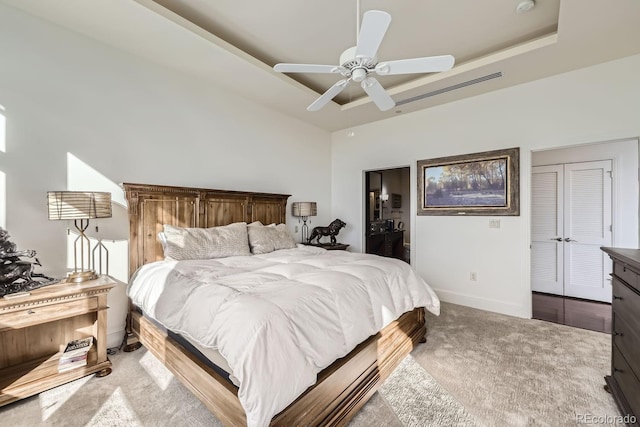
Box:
613, 332, 624, 337
614, 368, 623, 373
27, 309, 35, 315
613, 295, 623, 300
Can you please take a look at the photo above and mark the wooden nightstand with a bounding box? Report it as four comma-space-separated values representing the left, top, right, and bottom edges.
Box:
0, 275, 115, 407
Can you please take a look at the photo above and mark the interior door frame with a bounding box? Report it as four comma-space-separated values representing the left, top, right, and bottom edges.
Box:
362, 165, 412, 263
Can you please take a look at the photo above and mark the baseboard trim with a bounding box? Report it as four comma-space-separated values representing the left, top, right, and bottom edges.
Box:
433, 288, 529, 318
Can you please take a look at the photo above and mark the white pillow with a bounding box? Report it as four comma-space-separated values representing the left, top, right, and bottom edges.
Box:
162, 222, 251, 260
247, 222, 297, 255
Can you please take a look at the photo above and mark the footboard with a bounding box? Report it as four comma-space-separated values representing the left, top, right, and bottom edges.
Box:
131, 307, 426, 427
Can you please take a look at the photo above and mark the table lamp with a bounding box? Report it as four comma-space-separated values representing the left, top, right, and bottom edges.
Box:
47, 191, 112, 282
291, 202, 317, 243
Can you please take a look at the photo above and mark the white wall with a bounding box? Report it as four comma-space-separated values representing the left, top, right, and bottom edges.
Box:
332, 54, 640, 318
0, 4, 332, 347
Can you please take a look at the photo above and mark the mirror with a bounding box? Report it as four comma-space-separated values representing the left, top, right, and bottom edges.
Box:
367, 171, 382, 221
369, 190, 380, 221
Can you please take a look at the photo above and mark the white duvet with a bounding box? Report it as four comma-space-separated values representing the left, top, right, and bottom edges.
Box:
128, 245, 439, 427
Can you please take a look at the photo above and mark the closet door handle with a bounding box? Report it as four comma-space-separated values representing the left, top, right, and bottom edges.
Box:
550, 237, 562, 242
563, 237, 577, 242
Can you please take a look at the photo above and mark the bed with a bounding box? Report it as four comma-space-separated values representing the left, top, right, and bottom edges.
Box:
122, 182, 439, 427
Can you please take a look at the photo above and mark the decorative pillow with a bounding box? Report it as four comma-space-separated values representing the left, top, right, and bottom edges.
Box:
247, 222, 297, 255
162, 222, 251, 260
157, 232, 169, 258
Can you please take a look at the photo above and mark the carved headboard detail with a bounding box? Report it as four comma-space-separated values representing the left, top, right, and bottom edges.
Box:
122, 182, 290, 278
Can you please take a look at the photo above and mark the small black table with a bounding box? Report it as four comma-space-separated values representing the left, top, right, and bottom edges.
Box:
304, 243, 349, 251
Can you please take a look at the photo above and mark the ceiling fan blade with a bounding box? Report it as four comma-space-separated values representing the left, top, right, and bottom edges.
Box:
361, 77, 395, 111
375, 55, 455, 76
355, 10, 391, 59
274, 63, 346, 74
307, 79, 351, 111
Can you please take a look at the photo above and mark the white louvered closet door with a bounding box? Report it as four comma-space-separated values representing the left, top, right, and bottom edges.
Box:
531, 161, 613, 302
531, 165, 564, 295
563, 160, 612, 302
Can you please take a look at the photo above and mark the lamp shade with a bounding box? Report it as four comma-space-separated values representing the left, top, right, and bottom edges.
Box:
291, 202, 317, 218
47, 191, 112, 220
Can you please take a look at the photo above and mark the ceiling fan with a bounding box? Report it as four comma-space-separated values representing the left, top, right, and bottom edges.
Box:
273, 9, 455, 112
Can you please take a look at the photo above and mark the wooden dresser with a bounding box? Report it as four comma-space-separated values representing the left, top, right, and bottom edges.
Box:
366, 230, 405, 260
0, 276, 115, 406
601, 247, 640, 425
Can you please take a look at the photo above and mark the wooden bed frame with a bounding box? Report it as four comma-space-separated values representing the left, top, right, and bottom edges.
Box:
122, 182, 426, 427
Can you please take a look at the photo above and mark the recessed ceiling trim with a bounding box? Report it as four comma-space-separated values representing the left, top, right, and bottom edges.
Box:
341, 32, 558, 111
396, 72, 503, 106
134, 0, 260, 67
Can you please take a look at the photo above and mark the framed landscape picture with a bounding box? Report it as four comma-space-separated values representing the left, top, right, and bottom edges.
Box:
417, 147, 520, 216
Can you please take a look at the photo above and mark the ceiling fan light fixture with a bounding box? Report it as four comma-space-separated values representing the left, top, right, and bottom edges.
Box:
516, 0, 535, 14
352, 68, 367, 82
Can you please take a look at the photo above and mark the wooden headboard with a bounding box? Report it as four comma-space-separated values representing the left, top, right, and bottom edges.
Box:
122, 183, 290, 278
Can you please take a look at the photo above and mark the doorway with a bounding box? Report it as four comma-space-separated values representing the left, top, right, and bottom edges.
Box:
531, 160, 613, 302
365, 167, 410, 263
530, 138, 639, 332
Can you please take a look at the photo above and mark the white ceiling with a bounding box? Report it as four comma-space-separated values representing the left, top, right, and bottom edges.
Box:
3, 0, 640, 131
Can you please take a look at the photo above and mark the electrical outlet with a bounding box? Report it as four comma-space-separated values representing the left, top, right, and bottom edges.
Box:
470, 272, 478, 281
489, 220, 500, 229
294, 225, 299, 233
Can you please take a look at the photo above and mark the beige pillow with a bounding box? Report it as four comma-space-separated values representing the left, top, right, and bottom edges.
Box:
248, 222, 297, 254
162, 222, 251, 260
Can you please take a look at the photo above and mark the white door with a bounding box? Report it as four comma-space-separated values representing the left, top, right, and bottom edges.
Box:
531, 165, 564, 295
531, 160, 613, 302
563, 160, 612, 302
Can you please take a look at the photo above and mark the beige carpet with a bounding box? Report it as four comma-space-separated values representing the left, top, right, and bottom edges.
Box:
0, 303, 622, 426
412, 303, 622, 426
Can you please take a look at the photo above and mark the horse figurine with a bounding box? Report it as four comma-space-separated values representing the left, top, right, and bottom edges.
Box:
308, 219, 347, 245
0, 227, 56, 297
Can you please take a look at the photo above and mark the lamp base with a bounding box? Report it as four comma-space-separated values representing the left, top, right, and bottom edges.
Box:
67, 270, 98, 283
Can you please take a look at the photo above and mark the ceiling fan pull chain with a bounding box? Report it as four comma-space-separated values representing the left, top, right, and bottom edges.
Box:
356, 0, 360, 44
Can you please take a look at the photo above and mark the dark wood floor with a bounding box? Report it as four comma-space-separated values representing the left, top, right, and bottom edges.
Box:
532, 292, 611, 334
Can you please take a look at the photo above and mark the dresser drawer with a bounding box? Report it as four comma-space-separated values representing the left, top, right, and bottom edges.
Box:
613, 344, 640, 418
0, 297, 98, 332
613, 278, 640, 333
614, 312, 640, 379
614, 261, 640, 292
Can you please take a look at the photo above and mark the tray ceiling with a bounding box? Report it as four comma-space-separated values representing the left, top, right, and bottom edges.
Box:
2, 0, 640, 131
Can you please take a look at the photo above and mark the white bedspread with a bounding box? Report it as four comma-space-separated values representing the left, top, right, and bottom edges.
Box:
128, 245, 439, 427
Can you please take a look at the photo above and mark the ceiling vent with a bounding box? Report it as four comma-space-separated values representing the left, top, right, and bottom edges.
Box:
396, 72, 503, 106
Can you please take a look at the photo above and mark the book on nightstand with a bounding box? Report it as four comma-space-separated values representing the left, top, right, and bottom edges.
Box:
58, 337, 93, 372
58, 353, 88, 372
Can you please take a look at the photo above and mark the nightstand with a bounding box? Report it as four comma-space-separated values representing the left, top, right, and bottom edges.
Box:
0, 275, 115, 407
305, 243, 350, 251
